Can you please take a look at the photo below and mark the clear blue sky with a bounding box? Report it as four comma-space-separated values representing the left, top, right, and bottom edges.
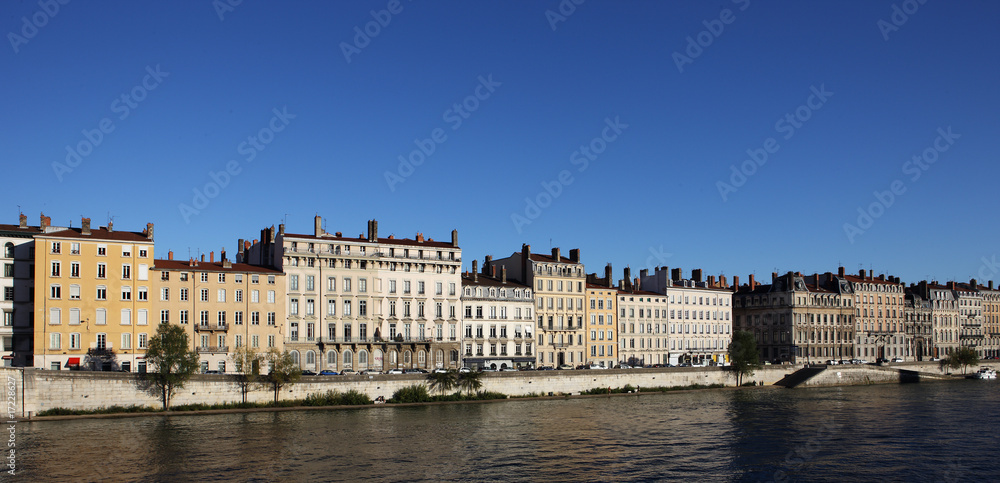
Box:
4, 0, 999, 286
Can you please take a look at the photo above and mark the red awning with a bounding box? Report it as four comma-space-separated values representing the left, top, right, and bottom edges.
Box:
1, 356, 12, 360
67, 357, 81, 365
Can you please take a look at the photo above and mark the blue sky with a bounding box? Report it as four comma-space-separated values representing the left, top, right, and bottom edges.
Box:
3, 0, 999, 286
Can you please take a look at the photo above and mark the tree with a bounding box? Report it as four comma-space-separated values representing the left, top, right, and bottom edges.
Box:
729, 330, 762, 386
265, 348, 302, 403
143, 323, 200, 410
947, 347, 980, 375
458, 370, 483, 396
427, 370, 458, 396
231, 346, 265, 404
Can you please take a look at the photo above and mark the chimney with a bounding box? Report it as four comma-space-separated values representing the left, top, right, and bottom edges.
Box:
491, 265, 496, 278
451, 229, 458, 247
708, 275, 716, 286
878, 274, 885, 281
40, 213, 50, 230
733, 275, 740, 289
145, 223, 154, 240
990, 281, 994, 290
569, 248, 580, 263
81, 217, 91, 235
552, 247, 560, 261
485, 255, 493, 268
472, 260, 478, 283
221, 248, 227, 262
970, 278, 977, 290
772, 272, 778, 283
210, 251, 215, 263
200, 254, 205, 262
190, 257, 196, 267
314, 215, 323, 237
948, 281, 956, 290
634, 277, 640, 291
501, 266, 507, 284
623, 267, 632, 291
868, 270, 873, 280
521, 244, 530, 280
671, 268, 681, 281
107, 220, 113, 233
838, 266, 845, 277
749, 274, 756, 289
369, 220, 378, 242
416, 233, 424, 243
692, 269, 703, 283
168, 251, 173, 260
605, 264, 613, 288
278, 223, 285, 236
18, 213, 26, 229
640, 268, 649, 279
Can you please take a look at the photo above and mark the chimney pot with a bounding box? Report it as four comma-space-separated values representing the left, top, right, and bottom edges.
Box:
40, 213, 50, 230
569, 248, 580, 263
18, 213, 27, 229
671, 268, 681, 281
472, 260, 478, 283
451, 229, 458, 247
168, 251, 173, 260
200, 254, 205, 262
210, 251, 214, 263
315, 215, 323, 237
692, 269, 703, 283
502, 266, 507, 284
146, 223, 154, 240
552, 247, 560, 261
749, 274, 756, 289
838, 266, 845, 277
81, 217, 91, 235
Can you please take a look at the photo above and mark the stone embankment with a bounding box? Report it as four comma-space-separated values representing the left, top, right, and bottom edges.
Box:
4, 361, 996, 418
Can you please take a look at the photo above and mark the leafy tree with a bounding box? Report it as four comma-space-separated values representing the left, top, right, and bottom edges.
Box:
231, 346, 265, 403
947, 347, 980, 375
728, 330, 762, 386
391, 385, 431, 403
458, 370, 483, 396
427, 370, 458, 396
142, 323, 200, 410
265, 348, 302, 403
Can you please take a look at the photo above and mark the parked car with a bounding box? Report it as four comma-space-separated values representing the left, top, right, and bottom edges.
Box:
360, 370, 381, 375
826, 360, 839, 365
341, 370, 358, 376
404, 368, 428, 374
432, 368, 450, 373
557, 364, 574, 370
536, 366, 554, 371
587, 365, 608, 370
458, 367, 472, 373
300, 370, 317, 376
501, 367, 518, 372
891, 357, 904, 363
203, 370, 222, 375
318, 370, 339, 376
387, 368, 404, 374
480, 367, 497, 372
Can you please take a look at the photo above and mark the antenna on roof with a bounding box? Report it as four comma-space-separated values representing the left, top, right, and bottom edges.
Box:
17, 205, 21, 216
283, 214, 290, 226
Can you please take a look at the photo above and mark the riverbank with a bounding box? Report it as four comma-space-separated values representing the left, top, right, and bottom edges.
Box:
8, 361, 994, 420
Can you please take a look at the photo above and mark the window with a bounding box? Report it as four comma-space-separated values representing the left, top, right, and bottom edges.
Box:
138, 287, 148, 301
218, 273, 226, 283
290, 298, 299, 315
268, 312, 276, 326
70, 261, 80, 277
51, 261, 60, 277
97, 263, 106, 278
217, 289, 226, 302
3, 243, 12, 258
49, 333, 61, 349
69, 284, 80, 300
180, 288, 188, 301
50, 285, 61, 299
121, 333, 132, 350
121, 286, 131, 300
121, 309, 131, 325
306, 276, 314, 291
201, 272, 209, 282
344, 278, 352, 292
122, 264, 131, 279
97, 245, 106, 256
267, 291, 275, 304
95, 308, 106, 325
359, 278, 367, 293
290, 275, 299, 291
51, 242, 61, 254
96, 333, 107, 350
200, 289, 209, 302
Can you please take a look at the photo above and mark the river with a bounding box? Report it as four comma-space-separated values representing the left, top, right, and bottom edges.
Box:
16, 380, 1000, 482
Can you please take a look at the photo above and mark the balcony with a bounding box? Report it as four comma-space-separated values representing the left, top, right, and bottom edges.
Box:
196, 324, 228, 332
197, 346, 228, 354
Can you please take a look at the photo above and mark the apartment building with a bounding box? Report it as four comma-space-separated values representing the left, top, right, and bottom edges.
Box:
952, 281, 985, 357
909, 281, 960, 358
460, 258, 535, 370
617, 274, 668, 366
842, 269, 907, 361
903, 290, 933, 360
978, 281, 1000, 359
584, 264, 617, 368
494, 245, 585, 368
33, 216, 155, 371
243, 217, 462, 372
1, 215, 40, 366
152, 252, 284, 373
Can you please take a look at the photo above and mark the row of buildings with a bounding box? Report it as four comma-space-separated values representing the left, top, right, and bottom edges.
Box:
1, 213, 996, 373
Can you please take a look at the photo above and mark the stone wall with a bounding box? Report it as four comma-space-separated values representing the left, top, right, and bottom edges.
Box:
10, 361, 996, 418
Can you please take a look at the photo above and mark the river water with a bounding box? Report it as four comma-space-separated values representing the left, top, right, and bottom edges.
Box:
16, 380, 999, 482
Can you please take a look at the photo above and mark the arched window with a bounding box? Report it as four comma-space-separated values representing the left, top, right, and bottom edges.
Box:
418, 350, 427, 367
290, 351, 300, 365
327, 350, 337, 365
359, 350, 369, 368
306, 350, 316, 365
373, 349, 383, 370
450, 350, 458, 363
3, 243, 13, 258
404, 351, 412, 365
343, 350, 353, 368
436, 349, 444, 365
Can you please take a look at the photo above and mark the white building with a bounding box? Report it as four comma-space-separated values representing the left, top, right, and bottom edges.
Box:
460, 257, 535, 370
640, 267, 733, 366
1, 215, 40, 367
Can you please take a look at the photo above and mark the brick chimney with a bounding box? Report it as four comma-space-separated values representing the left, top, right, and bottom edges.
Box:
708, 275, 716, 286
472, 259, 478, 283
501, 266, 507, 284
604, 263, 613, 288
749, 274, 756, 289
692, 269, 703, 283
772, 272, 778, 283
168, 251, 173, 260
569, 248, 580, 263
838, 266, 845, 277
40, 213, 50, 231
81, 217, 91, 235
970, 278, 977, 290
671, 268, 681, 281
733, 275, 740, 290
552, 247, 560, 262
210, 251, 215, 263
278, 223, 285, 236
490, 265, 496, 278
200, 254, 205, 262
451, 229, 458, 247
948, 281, 956, 290
107, 220, 113, 232
623, 267, 632, 291
221, 248, 227, 262
18, 213, 26, 229
521, 244, 530, 279
145, 223, 154, 240
315, 215, 323, 237
878, 274, 885, 281
416, 233, 424, 243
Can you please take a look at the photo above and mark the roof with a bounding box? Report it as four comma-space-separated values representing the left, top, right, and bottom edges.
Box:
586, 283, 617, 291
843, 275, 900, 286
461, 273, 529, 289
153, 259, 283, 274
34, 227, 152, 243
668, 280, 732, 292
735, 284, 772, 295
617, 289, 667, 298
282, 232, 455, 249
0, 224, 42, 235
806, 283, 835, 294
527, 253, 580, 264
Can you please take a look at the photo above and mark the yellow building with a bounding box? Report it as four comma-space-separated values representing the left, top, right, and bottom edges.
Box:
585, 283, 618, 368
152, 251, 285, 373
34, 216, 155, 371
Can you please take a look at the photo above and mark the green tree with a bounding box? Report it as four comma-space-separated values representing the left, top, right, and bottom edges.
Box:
231, 346, 265, 404
458, 370, 483, 396
427, 370, 458, 396
729, 330, 762, 386
947, 347, 980, 375
265, 348, 302, 403
142, 323, 200, 410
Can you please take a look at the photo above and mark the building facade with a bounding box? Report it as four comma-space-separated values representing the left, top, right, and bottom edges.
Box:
1, 215, 40, 367
903, 290, 934, 360
460, 258, 535, 370
979, 281, 1000, 359
244, 217, 462, 373
152, 254, 285, 373
843, 269, 907, 361
910, 282, 960, 358
953, 281, 985, 357
584, 264, 617, 368
33, 216, 155, 371
494, 245, 585, 368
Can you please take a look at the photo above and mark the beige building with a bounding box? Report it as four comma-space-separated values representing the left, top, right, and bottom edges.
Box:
909, 281, 960, 358
584, 264, 617, 368
33, 215, 155, 372
640, 267, 733, 366
843, 269, 906, 361
243, 217, 462, 373
461, 257, 535, 370
152, 253, 285, 373
979, 281, 1000, 359
494, 245, 585, 368
616, 282, 668, 366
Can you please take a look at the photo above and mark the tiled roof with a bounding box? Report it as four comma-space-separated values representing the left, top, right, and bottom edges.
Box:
460, 273, 529, 289
282, 232, 455, 248
843, 275, 900, 286
153, 259, 283, 274
35, 227, 151, 242
527, 253, 580, 265
0, 224, 42, 234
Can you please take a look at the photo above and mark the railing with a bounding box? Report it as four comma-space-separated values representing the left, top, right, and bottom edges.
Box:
197, 346, 228, 353
196, 324, 228, 331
